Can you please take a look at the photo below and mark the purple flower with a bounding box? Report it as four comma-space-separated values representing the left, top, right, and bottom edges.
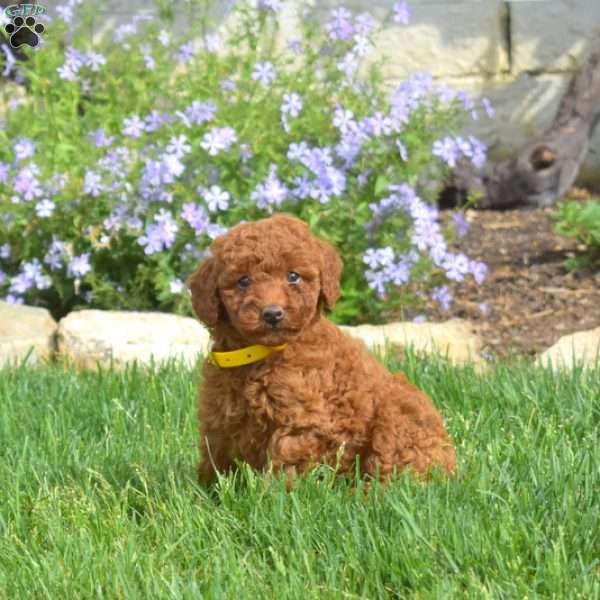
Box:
201, 127, 237, 156
393, 1, 410, 25
170, 279, 185, 294
291, 174, 312, 200
281, 92, 303, 118
56, 4, 73, 23
113, 23, 137, 44
177, 41, 195, 63
354, 13, 376, 36
144, 110, 168, 132
431, 285, 452, 311
433, 135, 486, 169
202, 185, 231, 213
4, 294, 24, 305
452, 212, 470, 238
0, 244, 10, 260
182, 203, 209, 235
122, 114, 145, 138
361, 112, 393, 137
57, 46, 85, 81
89, 128, 114, 147
166, 135, 191, 158
57, 63, 78, 81
365, 270, 387, 298
457, 91, 477, 119
311, 166, 346, 203
84, 170, 103, 196
139, 153, 184, 196
220, 78, 237, 93
44, 239, 68, 270
352, 35, 373, 58
35, 199, 56, 218
432, 136, 461, 168
85, 52, 106, 71
158, 30, 170, 46
252, 61, 277, 87
470, 260, 488, 285
251, 165, 288, 210
287, 38, 303, 54
14, 137, 36, 161
333, 106, 356, 134
443, 252, 470, 282
204, 33, 221, 53
383, 257, 412, 286
10, 259, 51, 293
363, 247, 395, 269
337, 52, 358, 80
482, 97, 495, 118
207, 223, 228, 240
327, 8, 355, 41
142, 48, 156, 70
335, 132, 364, 166
287, 141, 309, 162
13, 164, 43, 201
0, 162, 10, 184
182, 100, 217, 126
468, 136, 487, 169
68, 253, 92, 278
411, 219, 441, 252
138, 210, 179, 255
258, 0, 282, 11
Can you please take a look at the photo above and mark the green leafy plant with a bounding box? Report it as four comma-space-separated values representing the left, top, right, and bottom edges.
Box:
554, 199, 600, 270
0, 0, 490, 323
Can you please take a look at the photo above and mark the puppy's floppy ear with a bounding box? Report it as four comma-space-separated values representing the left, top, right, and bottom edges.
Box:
317, 239, 342, 311
186, 256, 221, 328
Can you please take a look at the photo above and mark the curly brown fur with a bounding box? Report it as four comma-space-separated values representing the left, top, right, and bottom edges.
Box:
187, 213, 455, 484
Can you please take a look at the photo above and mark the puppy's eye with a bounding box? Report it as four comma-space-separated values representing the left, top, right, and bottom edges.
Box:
287, 271, 301, 284
237, 276, 251, 289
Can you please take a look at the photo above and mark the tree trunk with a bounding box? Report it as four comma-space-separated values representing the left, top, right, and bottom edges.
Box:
444, 41, 600, 210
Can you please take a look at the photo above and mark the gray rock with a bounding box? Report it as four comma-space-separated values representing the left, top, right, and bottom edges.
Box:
0, 301, 57, 366
340, 318, 485, 366
56, 310, 211, 369
536, 327, 600, 371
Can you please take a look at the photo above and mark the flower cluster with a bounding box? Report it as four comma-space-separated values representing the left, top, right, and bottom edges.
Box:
365, 183, 487, 309
0, 0, 492, 323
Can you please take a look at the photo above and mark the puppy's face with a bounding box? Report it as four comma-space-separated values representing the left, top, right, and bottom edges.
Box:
188, 214, 342, 346
218, 248, 321, 345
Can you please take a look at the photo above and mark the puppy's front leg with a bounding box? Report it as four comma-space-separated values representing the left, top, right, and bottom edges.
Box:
268, 426, 330, 476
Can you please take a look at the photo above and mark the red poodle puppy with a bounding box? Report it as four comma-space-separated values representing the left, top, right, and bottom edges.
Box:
187, 213, 455, 484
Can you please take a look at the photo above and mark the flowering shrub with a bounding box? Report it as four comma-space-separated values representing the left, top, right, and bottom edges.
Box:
554, 199, 600, 270
0, 0, 491, 323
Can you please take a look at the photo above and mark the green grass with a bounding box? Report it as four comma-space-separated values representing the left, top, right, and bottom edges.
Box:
1, 353, 599, 599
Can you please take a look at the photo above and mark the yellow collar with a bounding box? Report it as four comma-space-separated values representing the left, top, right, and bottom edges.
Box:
209, 343, 287, 368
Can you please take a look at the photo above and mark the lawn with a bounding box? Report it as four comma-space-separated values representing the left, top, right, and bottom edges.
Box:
0, 353, 598, 599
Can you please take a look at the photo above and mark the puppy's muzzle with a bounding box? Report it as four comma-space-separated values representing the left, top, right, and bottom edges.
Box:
262, 304, 284, 327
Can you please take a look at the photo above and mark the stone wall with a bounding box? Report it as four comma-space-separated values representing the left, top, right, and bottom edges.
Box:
43, 0, 600, 185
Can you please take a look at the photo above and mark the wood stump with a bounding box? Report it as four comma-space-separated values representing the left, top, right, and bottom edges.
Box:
443, 41, 600, 210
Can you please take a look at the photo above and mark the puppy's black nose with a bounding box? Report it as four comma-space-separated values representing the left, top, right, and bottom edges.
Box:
262, 305, 284, 326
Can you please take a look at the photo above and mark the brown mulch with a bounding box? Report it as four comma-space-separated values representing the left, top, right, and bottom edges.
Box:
420, 202, 600, 360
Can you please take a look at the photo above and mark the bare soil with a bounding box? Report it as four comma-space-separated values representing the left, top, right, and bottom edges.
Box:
421, 203, 600, 360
